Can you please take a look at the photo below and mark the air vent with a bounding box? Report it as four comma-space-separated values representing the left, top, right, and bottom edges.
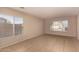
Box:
19, 7, 24, 9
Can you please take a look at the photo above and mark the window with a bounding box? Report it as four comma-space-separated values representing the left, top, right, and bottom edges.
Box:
50, 20, 68, 32
0, 14, 23, 38
14, 17, 23, 35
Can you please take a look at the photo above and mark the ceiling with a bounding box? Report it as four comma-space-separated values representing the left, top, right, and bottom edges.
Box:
11, 7, 79, 19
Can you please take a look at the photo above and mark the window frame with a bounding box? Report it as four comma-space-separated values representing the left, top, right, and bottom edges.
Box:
0, 14, 23, 38
50, 18, 69, 32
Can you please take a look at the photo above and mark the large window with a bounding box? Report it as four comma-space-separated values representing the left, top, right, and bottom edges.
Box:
50, 20, 68, 32
0, 14, 23, 38
14, 17, 23, 35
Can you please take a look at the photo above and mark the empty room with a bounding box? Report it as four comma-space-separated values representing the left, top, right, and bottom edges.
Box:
0, 7, 79, 52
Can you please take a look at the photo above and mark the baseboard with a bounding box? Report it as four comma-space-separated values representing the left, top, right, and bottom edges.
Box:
45, 34, 77, 39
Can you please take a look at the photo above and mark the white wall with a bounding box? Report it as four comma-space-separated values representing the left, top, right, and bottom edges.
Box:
0, 8, 44, 49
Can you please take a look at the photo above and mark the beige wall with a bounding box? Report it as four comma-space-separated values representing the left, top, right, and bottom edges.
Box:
0, 8, 44, 49
77, 16, 79, 40
45, 16, 77, 37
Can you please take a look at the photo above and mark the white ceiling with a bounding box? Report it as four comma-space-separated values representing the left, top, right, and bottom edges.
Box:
11, 7, 79, 19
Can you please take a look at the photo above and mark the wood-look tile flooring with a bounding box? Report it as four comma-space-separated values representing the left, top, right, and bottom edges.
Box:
0, 35, 79, 52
